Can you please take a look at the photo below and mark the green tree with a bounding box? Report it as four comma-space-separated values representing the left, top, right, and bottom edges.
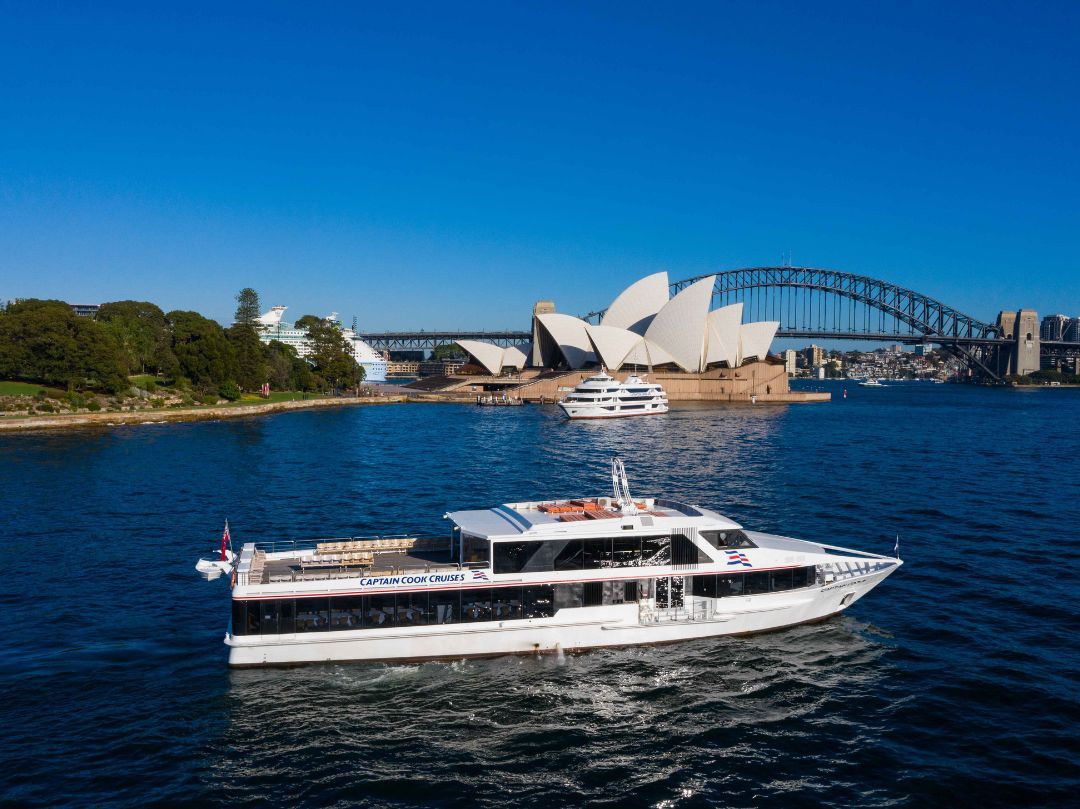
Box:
227, 323, 267, 392
294, 314, 322, 331
263, 340, 318, 391
234, 288, 261, 326
96, 300, 176, 376
168, 310, 239, 390
0, 299, 127, 392
303, 318, 364, 391
431, 343, 465, 361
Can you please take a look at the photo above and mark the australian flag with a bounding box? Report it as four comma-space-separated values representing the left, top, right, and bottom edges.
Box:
726, 550, 752, 567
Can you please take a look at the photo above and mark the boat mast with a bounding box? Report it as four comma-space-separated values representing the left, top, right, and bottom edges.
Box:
611, 457, 638, 514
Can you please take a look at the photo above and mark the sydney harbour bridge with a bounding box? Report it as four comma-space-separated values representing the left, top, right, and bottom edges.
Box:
360, 267, 1080, 381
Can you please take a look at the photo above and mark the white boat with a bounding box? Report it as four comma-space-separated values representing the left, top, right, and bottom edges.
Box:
207, 459, 902, 668
557, 371, 668, 419
858, 378, 885, 387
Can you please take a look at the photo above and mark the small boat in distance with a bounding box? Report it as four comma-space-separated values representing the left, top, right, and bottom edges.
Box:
558, 371, 668, 419
858, 378, 886, 387
476, 393, 523, 406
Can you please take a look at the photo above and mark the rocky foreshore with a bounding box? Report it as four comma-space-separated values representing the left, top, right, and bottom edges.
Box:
0, 394, 407, 432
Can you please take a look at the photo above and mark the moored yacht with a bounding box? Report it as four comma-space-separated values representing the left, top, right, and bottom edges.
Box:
558, 371, 668, 419
200, 460, 902, 667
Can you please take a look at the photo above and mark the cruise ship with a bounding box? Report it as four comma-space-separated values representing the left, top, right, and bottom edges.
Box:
255, 306, 387, 383
558, 371, 668, 419
204, 460, 902, 667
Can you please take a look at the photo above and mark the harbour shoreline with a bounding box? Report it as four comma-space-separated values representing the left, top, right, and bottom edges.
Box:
0, 394, 408, 432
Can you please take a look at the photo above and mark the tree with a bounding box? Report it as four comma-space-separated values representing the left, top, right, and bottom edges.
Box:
264, 340, 318, 391
234, 288, 261, 326
96, 300, 176, 376
431, 343, 465, 361
294, 314, 322, 331
227, 323, 267, 392
0, 299, 126, 392
303, 318, 363, 391
167, 310, 239, 390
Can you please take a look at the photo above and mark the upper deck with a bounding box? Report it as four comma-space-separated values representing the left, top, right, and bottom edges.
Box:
447, 496, 741, 540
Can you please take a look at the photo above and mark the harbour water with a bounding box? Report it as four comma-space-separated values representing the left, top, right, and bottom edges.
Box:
2, 383, 1077, 807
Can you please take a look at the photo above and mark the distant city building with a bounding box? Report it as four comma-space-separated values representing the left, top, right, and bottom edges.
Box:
815, 367, 825, 380
1041, 314, 1069, 341
783, 349, 797, 375
914, 343, 934, 356
419, 358, 466, 377
1065, 317, 1080, 343
803, 344, 824, 369
255, 306, 388, 383
69, 303, 100, 318
890, 344, 903, 354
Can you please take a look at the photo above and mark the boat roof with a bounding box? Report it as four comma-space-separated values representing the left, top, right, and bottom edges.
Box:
447, 497, 742, 539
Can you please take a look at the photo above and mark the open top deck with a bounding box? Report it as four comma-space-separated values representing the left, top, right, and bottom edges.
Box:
447, 496, 741, 539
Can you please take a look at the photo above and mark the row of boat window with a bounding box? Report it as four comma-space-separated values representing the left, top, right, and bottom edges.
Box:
689, 566, 817, 597
231, 581, 647, 636
489, 532, 755, 574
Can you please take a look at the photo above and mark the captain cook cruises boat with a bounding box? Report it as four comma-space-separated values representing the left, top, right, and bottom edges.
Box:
202, 460, 901, 667
558, 371, 668, 419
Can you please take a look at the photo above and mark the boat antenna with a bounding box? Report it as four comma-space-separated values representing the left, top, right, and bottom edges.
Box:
611, 457, 638, 514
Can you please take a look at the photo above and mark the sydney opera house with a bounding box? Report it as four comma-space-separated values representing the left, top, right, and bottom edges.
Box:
414, 272, 825, 403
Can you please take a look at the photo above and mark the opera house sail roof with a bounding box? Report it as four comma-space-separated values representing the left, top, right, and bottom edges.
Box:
454, 272, 779, 375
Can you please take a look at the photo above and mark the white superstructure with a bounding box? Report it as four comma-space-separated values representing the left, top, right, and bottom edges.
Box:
557, 371, 668, 419
255, 306, 387, 383
205, 460, 902, 668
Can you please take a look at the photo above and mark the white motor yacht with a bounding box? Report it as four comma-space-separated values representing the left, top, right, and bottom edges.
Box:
557, 371, 668, 419
202, 459, 902, 667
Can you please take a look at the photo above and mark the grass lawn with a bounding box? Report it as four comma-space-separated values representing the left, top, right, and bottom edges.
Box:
234, 391, 321, 405
0, 380, 47, 396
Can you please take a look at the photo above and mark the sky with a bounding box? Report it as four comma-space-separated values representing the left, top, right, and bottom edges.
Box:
1, 1, 1077, 332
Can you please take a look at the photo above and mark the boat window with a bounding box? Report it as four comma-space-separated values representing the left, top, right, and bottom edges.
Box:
521, 585, 554, 618
493, 540, 556, 574
553, 539, 583, 571
397, 591, 429, 626
691, 575, 718, 598
330, 595, 365, 630
462, 534, 490, 565
791, 566, 813, 589
743, 571, 770, 594
582, 538, 612, 569
611, 536, 643, 566
366, 593, 397, 627
257, 601, 280, 635
700, 530, 756, 550
623, 581, 639, 601
295, 597, 330, 631
280, 599, 295, 634
769, 569, 794, 592
430, 589, 459, 624
641, 535, 671, 566
462, 588, 491, 622
232, 600, 246, 635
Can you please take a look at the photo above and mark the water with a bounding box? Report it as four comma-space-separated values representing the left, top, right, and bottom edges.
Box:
2, 383, 1078, 807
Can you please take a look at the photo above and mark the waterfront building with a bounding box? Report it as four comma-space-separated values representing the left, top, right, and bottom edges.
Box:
804, 344, 824, 369
1041, 314, 1070, 341
784, 349, 797, 375
255, 306, 388, 382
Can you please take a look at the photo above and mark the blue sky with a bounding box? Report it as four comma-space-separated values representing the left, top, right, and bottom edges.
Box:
1, 1, 1077, 330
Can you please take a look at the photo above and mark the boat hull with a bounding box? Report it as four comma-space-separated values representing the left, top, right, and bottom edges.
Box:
225, 566, 895, 667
